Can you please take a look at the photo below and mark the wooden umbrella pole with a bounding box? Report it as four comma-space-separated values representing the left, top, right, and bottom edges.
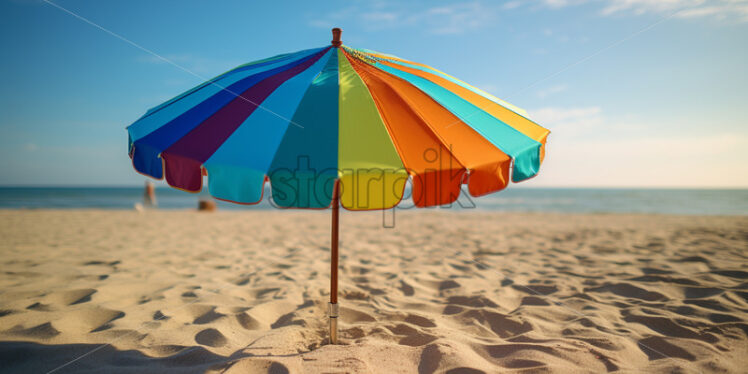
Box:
329, 28, 342, 345
329, 179, 340, 344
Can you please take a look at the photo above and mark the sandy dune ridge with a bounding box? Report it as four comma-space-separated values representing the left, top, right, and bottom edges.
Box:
0, 210, 746, 373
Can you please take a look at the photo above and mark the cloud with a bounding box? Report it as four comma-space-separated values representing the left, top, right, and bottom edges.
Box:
527, 106, 748, 187
421, 2, 498, 34
531, 0, 748, 22
540, 0, 589, 8
23, 143, 38, 152
599, 0, 700, 15
536, 84, 568, 98
534, 131, 748, 187
676, 2, 748, 22
309, 0, 748, 30
503, 1, 523, 9
307, 1, 501, 35
530, 106, 603, 133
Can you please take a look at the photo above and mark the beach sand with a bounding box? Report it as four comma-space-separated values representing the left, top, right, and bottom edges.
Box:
0, 209, 746, 373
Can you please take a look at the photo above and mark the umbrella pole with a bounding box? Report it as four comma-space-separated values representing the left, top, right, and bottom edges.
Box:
329, 180, 340, 344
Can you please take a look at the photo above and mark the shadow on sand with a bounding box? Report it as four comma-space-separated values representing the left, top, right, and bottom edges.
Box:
0, 341, 250, 374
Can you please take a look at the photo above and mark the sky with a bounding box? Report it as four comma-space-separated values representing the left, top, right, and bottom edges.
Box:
1, 0, 747, 188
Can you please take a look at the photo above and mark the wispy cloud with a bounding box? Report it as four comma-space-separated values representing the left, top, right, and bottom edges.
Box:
307, 1, 502, 35
503, 1, 523, 10
421, 2, 498, 34
309, 0, 747, 39
534, 131, 748, 187
598, 0, 696, 15
676, 2, 748, 22
536, 84, 568, 98
528, 106, 748, 187
537, 0, 748, 22
530, 106, 603, 133
540, 0, 589, 9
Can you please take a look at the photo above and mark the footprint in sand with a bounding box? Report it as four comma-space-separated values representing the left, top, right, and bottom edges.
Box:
342, 326, 366, 339
502, 359, 546, 369
194, 328, 227, 347
439, 280, 461, 291
0, 310, 15, 317
340, 307, 376, 324
445, 368, 486, 374
399, 280, 415, 296
47, 289, 97, 305
417, 343, 491, 374
404, 314, 436, 328
8, 322, 60, 339
235, 312, 262, 330
520, 296, 550, 306
26, 302, 55, 311
637, 336, 696, 361
684, 287, 724, 299
484, 343, 555, 360
628, 275, 698, 286
153, 310, 170, 321
585, 283, 666, 301
145, 344, 189, 357
221, 359, 290, 374
189, 305, 225, 324
460, 310, 533, 338
712, 270, 748, 279
683, 298, 730, 312
445, 295, 498, 308
624, 314, 718, 343
386, 323, 438, 347
247, 287, 281, 299
511, 284, 558, 295
54, 306, 125, 333
341, 290, 369, 301
271, 311, 305, 329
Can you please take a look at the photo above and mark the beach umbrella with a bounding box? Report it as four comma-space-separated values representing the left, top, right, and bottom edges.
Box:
126, 28, 550, 344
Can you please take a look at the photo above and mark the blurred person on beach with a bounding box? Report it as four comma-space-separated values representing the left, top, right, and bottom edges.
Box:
144, 180, 157, 208
135, 180, 157, 211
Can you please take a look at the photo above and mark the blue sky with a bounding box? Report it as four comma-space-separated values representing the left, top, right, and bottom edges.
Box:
1, 0, 746, 187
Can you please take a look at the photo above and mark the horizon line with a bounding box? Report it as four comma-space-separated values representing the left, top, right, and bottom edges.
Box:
0, 184, 746, 190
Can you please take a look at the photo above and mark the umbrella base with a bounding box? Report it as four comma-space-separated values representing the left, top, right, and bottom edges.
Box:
329, 302, 339, 344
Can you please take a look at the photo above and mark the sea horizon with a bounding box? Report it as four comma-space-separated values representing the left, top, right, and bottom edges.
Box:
1, 186, 746, 215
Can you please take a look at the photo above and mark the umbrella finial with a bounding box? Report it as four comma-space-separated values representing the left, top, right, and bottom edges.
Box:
331, 28, 342, 47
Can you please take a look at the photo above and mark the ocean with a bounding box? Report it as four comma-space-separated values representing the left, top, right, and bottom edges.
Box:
0, 187, 745, 215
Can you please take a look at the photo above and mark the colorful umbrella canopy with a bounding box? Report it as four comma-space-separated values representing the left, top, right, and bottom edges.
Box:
127, 29, 549, 210
126, 28, 550, 344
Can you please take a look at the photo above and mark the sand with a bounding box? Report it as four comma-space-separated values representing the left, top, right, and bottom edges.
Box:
0, 209, 746, 373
